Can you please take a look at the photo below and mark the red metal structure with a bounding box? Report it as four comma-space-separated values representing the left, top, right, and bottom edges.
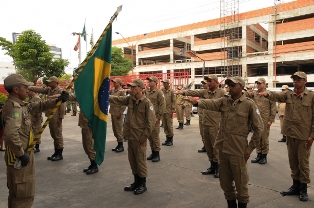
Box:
110, 72, 190, 89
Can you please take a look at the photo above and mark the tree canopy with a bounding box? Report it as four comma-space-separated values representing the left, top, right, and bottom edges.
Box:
111, 46, 132, 76
0, 30, 69, 83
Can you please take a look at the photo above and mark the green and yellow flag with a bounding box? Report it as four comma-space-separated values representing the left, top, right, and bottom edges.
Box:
74, 26, 112, 165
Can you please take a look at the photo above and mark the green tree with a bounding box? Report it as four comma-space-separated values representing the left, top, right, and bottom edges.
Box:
111, 46, 132, 76
0, 30, 69, 83
0, 93, 7, 103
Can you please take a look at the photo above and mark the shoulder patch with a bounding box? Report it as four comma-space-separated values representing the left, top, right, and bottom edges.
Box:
11, 112, 20, 118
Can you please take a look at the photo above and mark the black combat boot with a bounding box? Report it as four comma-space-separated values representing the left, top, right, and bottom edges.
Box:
115, 142, 124, 153
299, 183, 308, 201
214, 162, 219, 178
47, 148, 58, 160
162, 137, 170, 146
166, 136, 173, 146
71, 112, 76, 116
259, 154, 267, 164
83, 160, 93, 172
251, 153, 262, 163
201, 161, 215, 175
179, 123, 184, 130
124, 174, 139, 191
34, 144, 40, 153
86, 160, 99, 175
134, 177, 147, 195
152, 151, 160, 162
227, 200, 237, 208
281, 179, 300, 196
147, 151, 155, 160
175, 123, 181, 129
238, 202, 247, 208
184, 120, 190, 125
278, 136, 286, 142
112, 143, 119, 151
198, 145, 206, 153
51, 148, 63, 161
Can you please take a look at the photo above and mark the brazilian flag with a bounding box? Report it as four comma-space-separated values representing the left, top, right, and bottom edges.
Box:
74, 26, 112, 165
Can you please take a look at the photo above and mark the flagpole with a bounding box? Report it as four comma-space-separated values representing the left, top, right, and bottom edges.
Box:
25, 5, 123, 153
85, 19, 87, 55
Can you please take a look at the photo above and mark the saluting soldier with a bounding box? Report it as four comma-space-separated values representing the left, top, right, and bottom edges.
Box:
197, 80, 208, 153
185, 76, 263, 208
246, 78, 276, 165
2, 74, 68, 207
161, 79, 176, 146
27, 90, 43, 153
144, 76, 166, 162
177, 74, 225, 178
109, 78, 126, 153
109, 79, 155, 195
175, 86, 185, 130
28, 76, 66, 161
183, 96, 192, 126
259, 71, 313, 202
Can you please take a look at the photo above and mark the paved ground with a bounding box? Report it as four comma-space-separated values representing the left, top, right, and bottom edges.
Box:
0, 112, 313, 208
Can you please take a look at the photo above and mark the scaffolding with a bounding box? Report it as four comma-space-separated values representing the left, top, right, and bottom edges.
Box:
220, 0, 241, 77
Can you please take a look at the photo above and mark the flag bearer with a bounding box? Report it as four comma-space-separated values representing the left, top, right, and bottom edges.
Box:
3, 74, 68, 207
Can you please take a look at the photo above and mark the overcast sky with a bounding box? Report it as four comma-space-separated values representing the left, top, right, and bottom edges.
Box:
0, 0, 294, 73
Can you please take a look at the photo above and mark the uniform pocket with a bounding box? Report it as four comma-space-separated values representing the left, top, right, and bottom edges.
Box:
14, 175, 35, 198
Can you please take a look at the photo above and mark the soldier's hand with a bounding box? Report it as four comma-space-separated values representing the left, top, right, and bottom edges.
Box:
19, 152, 29, 167
306, 137, 313, 150
175, 90, 184, 95
267, 121, 272, 130
117, 114, 121, 120
58, 91, 69, 103
244, 152, 250, 162
139, 140, 147, 148
57, 118, 62, 127
155, 119, 160, 127
183, 98, 197, 105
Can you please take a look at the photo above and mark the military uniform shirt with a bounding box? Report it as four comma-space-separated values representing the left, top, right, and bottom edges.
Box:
161, 88, 176, 113
109, 94, 156, 141
3, 95, 57, 165
109, 87, 126, 115
268, 88, 314, 140
144, 88, 166, 120
197, 94, 264, 156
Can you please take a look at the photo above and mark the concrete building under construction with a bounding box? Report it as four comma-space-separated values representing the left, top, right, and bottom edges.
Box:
113, 0, 314, 89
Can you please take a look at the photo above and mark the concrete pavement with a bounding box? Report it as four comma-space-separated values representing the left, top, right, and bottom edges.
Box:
0, 113, 313, 208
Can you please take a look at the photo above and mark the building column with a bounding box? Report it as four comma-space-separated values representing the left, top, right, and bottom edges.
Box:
241, 26, 247, 57
242, 64, 247, 84
268, 62, 275, 87
170, 39, 174, 63
190, 67, 195, 90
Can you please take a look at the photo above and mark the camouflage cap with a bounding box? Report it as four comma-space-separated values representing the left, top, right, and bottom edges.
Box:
161, 79, 170, 83
4, 74, 34, 87
291, 71, 307, 80
205, 74, 218, 82
146, 76, 158, 83
127, 79, 144, 88
255, 78, 266, 84
225, 76, 245, 86
111, 78, 122, 84
46, 76, 59, 83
